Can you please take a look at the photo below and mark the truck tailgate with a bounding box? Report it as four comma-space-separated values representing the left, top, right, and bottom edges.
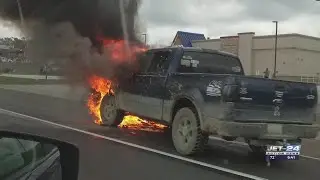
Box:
233, 76, 318, 124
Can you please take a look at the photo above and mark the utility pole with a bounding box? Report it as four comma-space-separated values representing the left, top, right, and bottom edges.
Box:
16, 0, 28, 63
272, 21, 278, 78
142, 33, 147, 44
16, 0, 25, 28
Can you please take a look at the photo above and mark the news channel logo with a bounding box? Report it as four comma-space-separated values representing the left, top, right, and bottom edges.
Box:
265, 145, 301, 160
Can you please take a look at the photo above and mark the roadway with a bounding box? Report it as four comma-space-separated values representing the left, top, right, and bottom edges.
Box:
0, 86, 320, 180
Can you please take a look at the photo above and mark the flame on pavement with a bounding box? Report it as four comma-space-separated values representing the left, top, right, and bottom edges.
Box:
86, 39, 167, 132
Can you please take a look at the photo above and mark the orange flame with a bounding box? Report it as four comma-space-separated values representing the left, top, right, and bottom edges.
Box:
86, 75, 167, 132
87, 75, 112, 125
101, 39, 147, 63
86, 39, 167, 132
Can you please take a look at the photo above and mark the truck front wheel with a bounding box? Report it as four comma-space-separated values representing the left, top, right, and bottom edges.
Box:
99, 95, 124, 126
172, 107, 208, 156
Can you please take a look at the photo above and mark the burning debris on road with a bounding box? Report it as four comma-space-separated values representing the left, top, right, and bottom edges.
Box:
0, 0, 166, 132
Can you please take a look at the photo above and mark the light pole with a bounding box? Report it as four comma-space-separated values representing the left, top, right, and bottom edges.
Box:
272, 20, 278, 78
142, 33, 147, 44
16, 0, 29, 67
16, 0, 25, 28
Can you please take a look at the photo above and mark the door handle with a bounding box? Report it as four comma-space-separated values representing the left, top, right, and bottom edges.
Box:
149, 78, 152, 84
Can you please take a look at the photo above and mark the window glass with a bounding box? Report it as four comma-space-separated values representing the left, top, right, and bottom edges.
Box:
137, 51, 153, 72
177, 51, 243, 75
18, 140, 57, 165
147, 51, 172, 74
18, 140, 60, 180
18, 139, 39, 152
0, 138, 25, 178
0, 138, 60, 179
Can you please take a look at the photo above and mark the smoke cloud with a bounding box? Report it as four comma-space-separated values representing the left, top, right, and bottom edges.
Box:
0, 0, 144, 86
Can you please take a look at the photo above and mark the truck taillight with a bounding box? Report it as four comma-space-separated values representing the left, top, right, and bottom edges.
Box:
222, 84, 240, 102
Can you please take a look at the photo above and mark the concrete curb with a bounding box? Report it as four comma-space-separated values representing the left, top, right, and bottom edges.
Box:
0, 74, 64, 80
0, 84, 88, 102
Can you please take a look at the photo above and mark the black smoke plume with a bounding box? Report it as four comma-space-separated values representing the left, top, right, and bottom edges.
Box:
0, 0, 144, 85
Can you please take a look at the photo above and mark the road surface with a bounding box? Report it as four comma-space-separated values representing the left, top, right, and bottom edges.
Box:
0, 85, 320, 180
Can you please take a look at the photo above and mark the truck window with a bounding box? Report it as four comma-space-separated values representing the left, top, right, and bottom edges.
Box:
146, 51, 172, 74
137, 51, 153, 72
177, 51, 243, 75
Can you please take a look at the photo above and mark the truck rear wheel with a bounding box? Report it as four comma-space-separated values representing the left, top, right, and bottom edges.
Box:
99, 95, 124, 126
172, 107, 208, 156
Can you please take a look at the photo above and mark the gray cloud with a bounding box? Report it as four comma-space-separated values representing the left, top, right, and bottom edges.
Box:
240, 0, 320, 21
140, 0, 247, 27
140, 0, 194, 26
2, 0, 320, 44
141, 0, 320, 27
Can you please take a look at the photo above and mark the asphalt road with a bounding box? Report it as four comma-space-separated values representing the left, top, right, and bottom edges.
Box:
0, 88, 320, 180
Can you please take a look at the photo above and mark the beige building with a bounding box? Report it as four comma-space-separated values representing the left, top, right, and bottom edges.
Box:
192, 32, 320, 83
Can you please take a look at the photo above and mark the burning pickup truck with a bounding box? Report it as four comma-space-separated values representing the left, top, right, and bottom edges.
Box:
94, 46, 320, 156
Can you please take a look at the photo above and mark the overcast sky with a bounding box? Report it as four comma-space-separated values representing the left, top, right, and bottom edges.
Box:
2, 0, 320, 45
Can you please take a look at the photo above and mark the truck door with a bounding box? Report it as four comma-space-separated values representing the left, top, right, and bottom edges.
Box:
136, 50, 173, 120
117, 51, 154, 113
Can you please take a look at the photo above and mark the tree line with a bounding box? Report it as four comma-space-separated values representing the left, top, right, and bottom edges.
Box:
0, 37, 27, 50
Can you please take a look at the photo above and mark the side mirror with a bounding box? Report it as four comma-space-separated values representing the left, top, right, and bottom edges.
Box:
0, 130, 79, 180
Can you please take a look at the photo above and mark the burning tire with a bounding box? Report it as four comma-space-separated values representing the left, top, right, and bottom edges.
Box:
171, 107, 208, 156
99, 95, 124, 126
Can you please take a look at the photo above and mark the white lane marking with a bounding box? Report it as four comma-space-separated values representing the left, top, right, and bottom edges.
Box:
209, 137, 320, 161
0, 108, 267, 180
300, 155, 320, 161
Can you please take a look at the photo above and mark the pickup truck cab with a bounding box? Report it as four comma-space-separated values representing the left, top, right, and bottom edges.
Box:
99, 46, 320, 156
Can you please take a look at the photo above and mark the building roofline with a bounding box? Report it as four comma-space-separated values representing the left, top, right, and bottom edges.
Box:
238, 32, 255, 35
171, 33, 179, 46
192, 33, 320, 43
254, 33, 320, 41
177, 30, 205, 36
220, 35, 238, 39
192, 38, 220, 43
172, 31, 206, 46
